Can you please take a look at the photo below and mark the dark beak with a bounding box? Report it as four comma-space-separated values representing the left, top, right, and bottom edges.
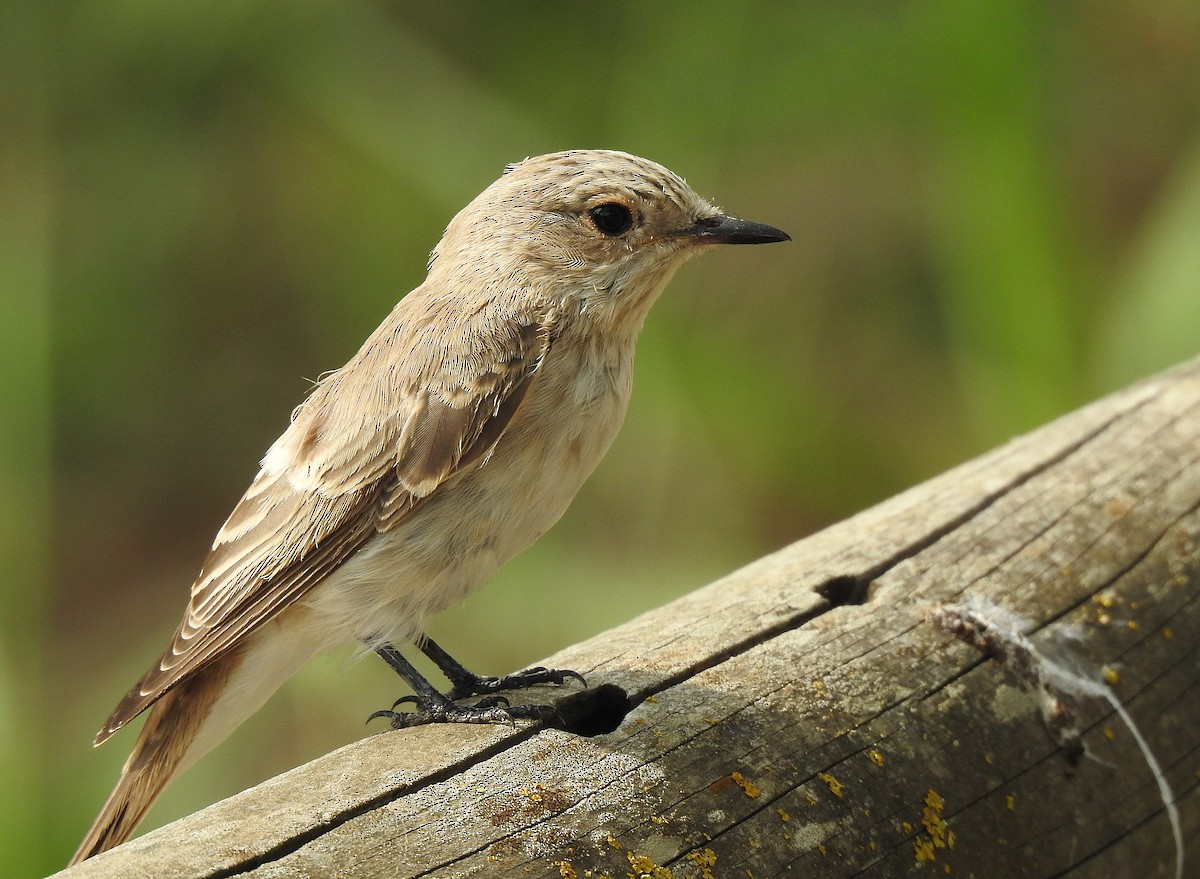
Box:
686, 214, 791, 245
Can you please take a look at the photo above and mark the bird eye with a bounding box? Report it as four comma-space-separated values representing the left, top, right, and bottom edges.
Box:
588, 203, 634, 236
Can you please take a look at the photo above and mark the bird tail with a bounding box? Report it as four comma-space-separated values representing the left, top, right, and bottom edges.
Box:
69, 658, 227, 865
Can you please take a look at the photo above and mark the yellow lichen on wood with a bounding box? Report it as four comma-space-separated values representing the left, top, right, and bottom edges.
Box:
817, 772, 844, 797
626, 851, 672, 879
913, 789, 952, 864
923, 790, 948, 845
731, 771, 761, 798
686, 848, 717, 879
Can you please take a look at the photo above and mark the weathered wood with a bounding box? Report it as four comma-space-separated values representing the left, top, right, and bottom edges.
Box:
57, 358, 1200, 879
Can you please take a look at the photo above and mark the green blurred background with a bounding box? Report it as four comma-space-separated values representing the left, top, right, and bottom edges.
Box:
2, 1, 1199, 873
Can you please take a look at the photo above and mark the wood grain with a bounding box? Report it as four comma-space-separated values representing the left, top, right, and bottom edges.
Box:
57, 358, 1200, 879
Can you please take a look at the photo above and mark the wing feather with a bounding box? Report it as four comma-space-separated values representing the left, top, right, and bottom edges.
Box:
97, 305, 551, 743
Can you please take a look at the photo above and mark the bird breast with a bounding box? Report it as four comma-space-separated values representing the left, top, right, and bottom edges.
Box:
299, 330, 637, 648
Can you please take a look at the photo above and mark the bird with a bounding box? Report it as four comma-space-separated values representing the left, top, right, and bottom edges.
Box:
71, 149, 789, 864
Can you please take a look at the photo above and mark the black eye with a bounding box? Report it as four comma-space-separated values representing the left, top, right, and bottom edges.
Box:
588, 203, 634, 236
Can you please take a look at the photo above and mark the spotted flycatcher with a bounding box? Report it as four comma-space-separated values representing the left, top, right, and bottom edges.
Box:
72, 150, 788, 863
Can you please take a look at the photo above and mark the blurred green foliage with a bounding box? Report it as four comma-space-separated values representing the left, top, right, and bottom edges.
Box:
1, 1, 1198, 873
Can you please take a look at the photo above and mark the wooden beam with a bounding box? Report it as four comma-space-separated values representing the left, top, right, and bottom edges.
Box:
57, 357, 1200, 878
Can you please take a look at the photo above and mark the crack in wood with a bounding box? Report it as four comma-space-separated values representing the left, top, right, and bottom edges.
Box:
203, 728, 548, 878
858, 395, 1151, 596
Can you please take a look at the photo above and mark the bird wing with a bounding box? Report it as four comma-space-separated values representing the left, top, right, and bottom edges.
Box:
96, 309, 552, 744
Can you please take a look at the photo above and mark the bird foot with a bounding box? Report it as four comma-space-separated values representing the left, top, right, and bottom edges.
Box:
368, 694, 557, 729
368, 642, 584, 730
445, 665, 587, 701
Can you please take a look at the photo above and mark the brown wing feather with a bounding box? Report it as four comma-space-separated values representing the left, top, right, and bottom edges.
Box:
96, 307, 550, 744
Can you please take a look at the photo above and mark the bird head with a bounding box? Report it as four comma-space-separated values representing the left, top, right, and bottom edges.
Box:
429, 150, 789, 331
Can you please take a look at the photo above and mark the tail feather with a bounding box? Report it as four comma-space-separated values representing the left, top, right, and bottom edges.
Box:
70, 659, 226, 865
